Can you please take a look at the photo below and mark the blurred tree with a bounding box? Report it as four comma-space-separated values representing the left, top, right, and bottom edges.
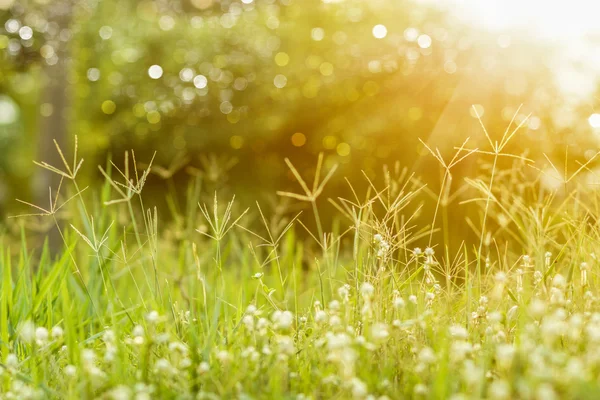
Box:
1, 0, 596, 249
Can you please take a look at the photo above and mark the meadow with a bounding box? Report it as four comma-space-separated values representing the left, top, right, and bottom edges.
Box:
1, 114, 600, 400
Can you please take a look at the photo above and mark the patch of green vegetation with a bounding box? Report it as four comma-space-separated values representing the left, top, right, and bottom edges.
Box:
2, 122, 600, 400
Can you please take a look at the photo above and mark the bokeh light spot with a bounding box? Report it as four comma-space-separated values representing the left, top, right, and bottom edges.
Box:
275, 52, 290, 67
336, 142, 351, 156
101, 100, 116, 115
230, 135, 244, 149
363, 81, 379, 96
220, 101, 233, 114
470, 104, 485, 118
274, 74, 288, 88
589, 114, 600, 128
193, 74, 208, 89
372, 24, 387, 39
148, 65, 163, 79
319, 62, 334, 76
291, 132, 306, 147
311, 27, 325, 41
323, 135, 337, 149
99, 26, 113, 40
147, 110, 161, 124
417, 34, 432, 49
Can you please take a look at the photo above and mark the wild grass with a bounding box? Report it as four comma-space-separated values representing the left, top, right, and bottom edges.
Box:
2, 118, 600, 399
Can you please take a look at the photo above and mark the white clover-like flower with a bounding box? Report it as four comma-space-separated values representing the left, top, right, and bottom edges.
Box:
371, 323, 389, 342
329, 315, 342, 327
495, 343, 515, 370
19, 321, 35, 344
360, 282, 375, 298
64, 365, 77, 377
35, 327, 49, 345
272, 310, 294, 330
51, 326, 64, 340
154, 358, 174, 375
414, 383, 428, 396
328, 300, 340, 311
216, 350, 232, 365
5, 354, 18, 369
132, 325, 145, 337
198, 361, 210, 374
146, 310, 160, 323
449, 324, 468, 340
488, 379, 510, 400
315, 310, 328, 324
242, 315, 254, 330
418, 347, 437, 364
107, 385, 132, 400
552, 274, 566, 289
393, 296, 405, 308
246, 304, 257, 315
276, 335, 295, 355
350, 377, 368, 399
81, 349, 95, 365
338, 284, 351, 302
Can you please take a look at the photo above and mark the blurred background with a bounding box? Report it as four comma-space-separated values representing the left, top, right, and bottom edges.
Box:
1, 0, 600, 246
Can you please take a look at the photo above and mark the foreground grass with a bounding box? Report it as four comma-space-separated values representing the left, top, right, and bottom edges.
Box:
3, 131, 600, 399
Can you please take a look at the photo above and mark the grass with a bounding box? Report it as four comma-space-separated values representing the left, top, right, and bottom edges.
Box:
2, 119, 600, 399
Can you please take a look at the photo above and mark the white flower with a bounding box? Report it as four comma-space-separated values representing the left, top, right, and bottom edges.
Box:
51, 326, 64, 340
276, 335, 295, 355
495, 344, 515, 370
107, 385, 132, 400
315, 310, 328, 324
154, 358, 174, 375
338, 284, 351, 301
198, 361, 210, 374
35, 327, 49, 345
64, 365, 77, 377
350, 377, 368, 398
414, 383, 428, 395
272, 310, 294, 330
449, 325, 468, 340
19, 321, 35, 343
132, 325, 145, 337
146, 311, 160, 323
242, 315, 254, 330
5, 354, 18, 369
418, 347, 436, 364
552, 274, 566, 289
329, 315, 342, 327
393, 296, 405, 308
488, 379, 510, 400
81, 349, 95, 366
371, 323, 389, 342
216, 350, 231, 365
328, 300, 340, 311
360, 282, 375, 298
103, 329, 116, 344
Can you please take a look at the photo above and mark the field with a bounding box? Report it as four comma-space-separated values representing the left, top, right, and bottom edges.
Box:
1, 121, 600, 400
